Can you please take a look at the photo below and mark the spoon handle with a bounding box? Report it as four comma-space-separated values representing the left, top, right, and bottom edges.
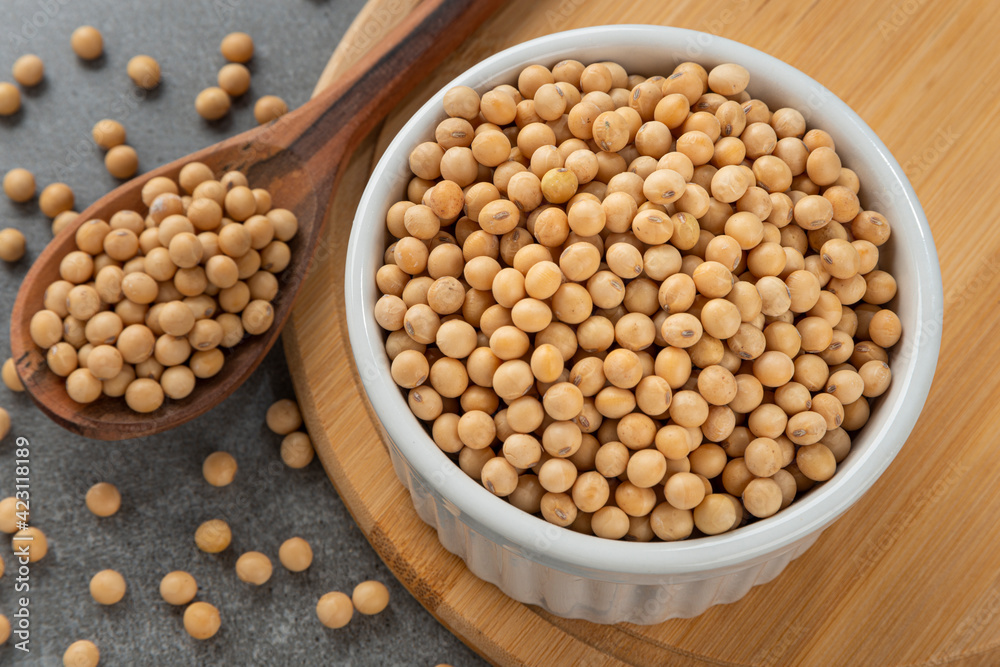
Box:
239, 0, 507, 201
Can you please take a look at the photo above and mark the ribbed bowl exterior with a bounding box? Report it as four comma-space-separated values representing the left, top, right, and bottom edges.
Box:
386, 434, 821, 623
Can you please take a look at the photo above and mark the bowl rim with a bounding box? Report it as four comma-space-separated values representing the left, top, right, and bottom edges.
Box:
345, 24, 944, 579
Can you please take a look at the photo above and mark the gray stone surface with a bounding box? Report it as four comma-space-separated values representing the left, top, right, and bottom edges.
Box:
0, 1, 487, 664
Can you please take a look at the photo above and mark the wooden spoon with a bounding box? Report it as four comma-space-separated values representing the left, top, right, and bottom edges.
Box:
9, 0, 505, 440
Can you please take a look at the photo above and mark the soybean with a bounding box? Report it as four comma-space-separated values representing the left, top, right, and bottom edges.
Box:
372, 60, 902, 542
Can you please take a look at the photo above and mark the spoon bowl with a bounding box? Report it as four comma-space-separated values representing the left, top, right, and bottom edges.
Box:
12, 133, 311, 439
9, 0, 504, 440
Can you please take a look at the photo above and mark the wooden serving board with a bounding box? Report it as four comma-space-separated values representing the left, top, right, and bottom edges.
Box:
284, 0, 1000, 664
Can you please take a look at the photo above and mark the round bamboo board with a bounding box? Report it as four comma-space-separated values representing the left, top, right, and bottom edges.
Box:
284, 1, 1000, 664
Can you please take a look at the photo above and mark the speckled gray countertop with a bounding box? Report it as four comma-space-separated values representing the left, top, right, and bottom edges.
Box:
0, 1, 486, 664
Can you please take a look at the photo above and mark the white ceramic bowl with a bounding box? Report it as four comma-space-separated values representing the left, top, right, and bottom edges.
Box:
345, 25, 943, 624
